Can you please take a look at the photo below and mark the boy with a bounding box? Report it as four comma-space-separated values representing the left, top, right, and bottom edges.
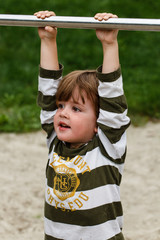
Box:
35, 10, 130, 240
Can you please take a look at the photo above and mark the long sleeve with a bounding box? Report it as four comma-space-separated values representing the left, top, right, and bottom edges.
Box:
37, 65, 63, 141
97, 66, 131, 164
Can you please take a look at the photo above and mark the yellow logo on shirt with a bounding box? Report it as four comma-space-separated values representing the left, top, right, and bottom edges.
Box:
53, 164, 80, 201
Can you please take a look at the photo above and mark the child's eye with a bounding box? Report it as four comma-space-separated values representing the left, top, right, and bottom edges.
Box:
72, 106, 81, 112
58, 103, 64, 109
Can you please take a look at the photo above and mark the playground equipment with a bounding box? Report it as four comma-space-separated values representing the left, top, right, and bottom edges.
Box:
0, 14, 160, 31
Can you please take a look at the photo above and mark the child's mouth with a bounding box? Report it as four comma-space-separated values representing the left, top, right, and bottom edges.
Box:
59, 122, 70, 129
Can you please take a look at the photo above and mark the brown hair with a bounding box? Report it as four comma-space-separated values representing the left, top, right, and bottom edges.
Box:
56, 70, 99, 117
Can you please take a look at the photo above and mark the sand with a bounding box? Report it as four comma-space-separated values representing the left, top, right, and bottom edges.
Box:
0, 122, 160, 240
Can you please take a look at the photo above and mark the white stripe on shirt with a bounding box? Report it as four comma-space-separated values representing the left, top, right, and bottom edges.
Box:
98, 129, 127, 160
98, 76, 123, 98
44, 216, 122, 240
46, 183, 120, 210
38, 76, 61, 96
40, 110, 56, 124
98, 109, 130, 129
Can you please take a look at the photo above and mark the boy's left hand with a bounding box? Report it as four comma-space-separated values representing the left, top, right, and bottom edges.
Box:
34, 10, 57, 40
94, 13, 119, 45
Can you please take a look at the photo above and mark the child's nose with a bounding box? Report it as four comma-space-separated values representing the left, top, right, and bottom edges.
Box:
60, 107, 69, 118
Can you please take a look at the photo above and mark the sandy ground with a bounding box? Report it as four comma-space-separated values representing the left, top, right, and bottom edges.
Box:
0, 122, 159, 240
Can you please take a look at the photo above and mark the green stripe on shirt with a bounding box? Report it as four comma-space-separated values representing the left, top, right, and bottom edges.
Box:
37, 92, 57, 111
46, 164, 122, 190
99, 95, 128, 113
45, 201, 123, 226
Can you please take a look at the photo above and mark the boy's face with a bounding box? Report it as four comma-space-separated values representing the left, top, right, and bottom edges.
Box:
54, 87, 98, 148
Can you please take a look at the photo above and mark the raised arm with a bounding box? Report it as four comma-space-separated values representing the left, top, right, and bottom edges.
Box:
94, 12, 119, 73
35, 11, 63, 142
95, 13, 130, 163
34, 10, 59, 70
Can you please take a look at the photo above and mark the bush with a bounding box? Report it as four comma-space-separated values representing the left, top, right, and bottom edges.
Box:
0, 0, 160, 132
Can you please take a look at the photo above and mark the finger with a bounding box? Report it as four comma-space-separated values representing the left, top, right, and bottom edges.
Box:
94, 13, 103, 20
103, 13, 118, 19
34, 11, 41, 17
34, 11, 45, 18
112, 14, 118, 18
45, 26, 57, 32
45, 11, 56, 17
94, 13, 108, 21
94, 12, 118, 21
34, 10, 56, 19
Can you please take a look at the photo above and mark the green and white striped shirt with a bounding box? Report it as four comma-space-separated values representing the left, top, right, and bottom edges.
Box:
37, 65, 130, 240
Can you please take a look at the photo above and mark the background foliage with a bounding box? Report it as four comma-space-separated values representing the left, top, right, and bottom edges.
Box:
0, 0, 160, 132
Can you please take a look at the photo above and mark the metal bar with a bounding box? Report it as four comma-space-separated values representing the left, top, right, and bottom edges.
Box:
0, 14, 160, 31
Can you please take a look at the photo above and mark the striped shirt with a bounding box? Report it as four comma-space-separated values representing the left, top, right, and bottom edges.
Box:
37, 64, 130, 240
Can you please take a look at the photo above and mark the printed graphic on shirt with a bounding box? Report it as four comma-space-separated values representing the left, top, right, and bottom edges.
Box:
47, 187, 89, 212
53, 164, 80, 201
47, 153, 91, 211
50, 153, 91, 174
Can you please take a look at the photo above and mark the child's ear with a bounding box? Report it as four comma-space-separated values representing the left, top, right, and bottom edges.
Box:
94, 126, 98, 133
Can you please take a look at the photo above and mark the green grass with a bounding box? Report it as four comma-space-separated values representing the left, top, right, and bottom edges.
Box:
0, 0, 160, 132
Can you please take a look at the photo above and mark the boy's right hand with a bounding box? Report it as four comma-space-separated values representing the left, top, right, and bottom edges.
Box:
94, 13, 118, 45
34, 10, 57, 40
